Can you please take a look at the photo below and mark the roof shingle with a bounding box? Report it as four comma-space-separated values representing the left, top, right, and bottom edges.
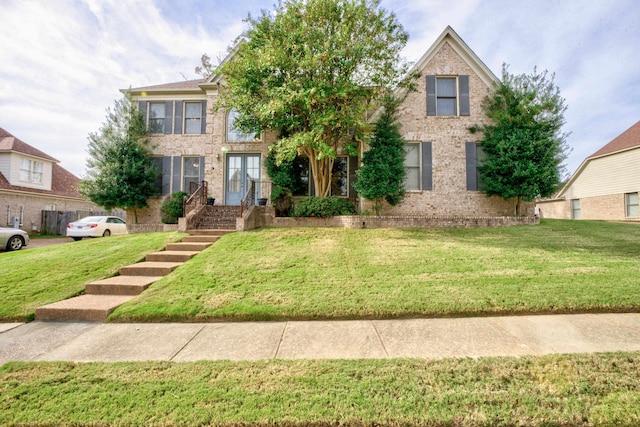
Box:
588, 120, 640, 158
0, 128, 59, 162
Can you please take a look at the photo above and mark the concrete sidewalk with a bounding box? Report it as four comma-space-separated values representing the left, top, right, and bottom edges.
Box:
1, 313, 640, 364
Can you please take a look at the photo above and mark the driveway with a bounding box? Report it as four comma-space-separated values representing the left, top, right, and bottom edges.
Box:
26, 237, 74, 249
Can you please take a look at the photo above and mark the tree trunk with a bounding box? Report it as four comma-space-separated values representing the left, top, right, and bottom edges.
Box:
308, 152, 334, 197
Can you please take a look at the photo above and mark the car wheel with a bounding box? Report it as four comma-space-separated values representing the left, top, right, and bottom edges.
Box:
72, 237, 82, 241
102, 229, 111, 237
7, 236, 24, 251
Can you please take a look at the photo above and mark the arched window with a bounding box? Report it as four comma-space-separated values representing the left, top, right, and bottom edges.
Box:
226, 108, 259, 142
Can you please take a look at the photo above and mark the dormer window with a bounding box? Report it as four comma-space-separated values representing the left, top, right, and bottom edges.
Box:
19, 158, 43, 184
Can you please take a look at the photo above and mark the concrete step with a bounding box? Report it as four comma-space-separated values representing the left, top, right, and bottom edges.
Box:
146, 250, 200, 262
119, 261, 183, 276
85, 276, 163, 296
166, 242, 213, 251
36, 295, 134, 322
181, 235, 219, 243
187, 229, 234, 237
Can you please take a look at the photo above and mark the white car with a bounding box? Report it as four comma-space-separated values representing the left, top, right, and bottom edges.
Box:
0, 227, 29, 251
66, 216, 127, 241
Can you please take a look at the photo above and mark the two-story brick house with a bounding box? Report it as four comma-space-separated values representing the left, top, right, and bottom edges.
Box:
124, 27, 517, 225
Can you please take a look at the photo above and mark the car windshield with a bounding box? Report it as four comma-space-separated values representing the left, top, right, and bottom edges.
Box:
78, 216, 104, 223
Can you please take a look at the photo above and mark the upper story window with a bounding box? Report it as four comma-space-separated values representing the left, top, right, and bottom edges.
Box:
426, 75, 470, 117
227, 108, 260, 142
138, 100, 206, 135
436, 78, 457, 115
184, 102, 203, 134
19, 158, 43, 184
148, 102, 166, 134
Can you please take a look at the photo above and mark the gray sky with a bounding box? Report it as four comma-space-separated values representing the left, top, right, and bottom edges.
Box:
1, 0, 638, 178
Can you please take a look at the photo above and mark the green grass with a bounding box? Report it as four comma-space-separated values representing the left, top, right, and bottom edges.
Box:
2, 353, 640, 426
0, 232, 186, 321
111, 220, 640, 322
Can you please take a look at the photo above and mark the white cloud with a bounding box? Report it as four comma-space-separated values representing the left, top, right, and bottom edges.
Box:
0, 0, 638, 180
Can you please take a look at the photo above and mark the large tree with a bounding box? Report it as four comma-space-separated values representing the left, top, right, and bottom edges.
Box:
471, 65, 569, 216
79, 95, 159, 223
216, 0, 414, 197
353, 96, 406, 215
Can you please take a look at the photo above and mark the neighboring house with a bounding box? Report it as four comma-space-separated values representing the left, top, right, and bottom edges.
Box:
537, 120, 640, 220
0, 128, 98, 232
124, 26, 521, 224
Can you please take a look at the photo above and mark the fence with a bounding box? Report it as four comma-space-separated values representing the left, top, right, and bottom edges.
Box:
40, 210, 126, 235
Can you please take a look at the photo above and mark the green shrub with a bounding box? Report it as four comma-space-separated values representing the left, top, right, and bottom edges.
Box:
292, 196, 356, 218
160, 192, 188, 224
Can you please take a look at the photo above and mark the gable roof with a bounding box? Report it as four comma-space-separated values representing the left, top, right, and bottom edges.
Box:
0, 128, 85, 199
411, 26, 499, 87
369, 26, 498, 122
0, 164, 83, 198
555, 120, 640, 198
123, 78, 207, 96
588, 120, 640, 159
0, 128, 58, 162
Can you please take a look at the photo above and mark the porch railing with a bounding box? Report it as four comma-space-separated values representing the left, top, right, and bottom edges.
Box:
184, 181, 208, 217
240, 180, 272, 217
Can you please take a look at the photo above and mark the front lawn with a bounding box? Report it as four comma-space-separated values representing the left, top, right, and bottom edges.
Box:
0, 232, 186, 321
2, 353, 639, 426
111, 220, 640, 322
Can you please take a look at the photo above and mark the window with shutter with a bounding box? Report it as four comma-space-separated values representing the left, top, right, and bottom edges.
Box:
404, 143, 420, 190
149, 103, 165, 134
426, 75, 470, 116
184, 102, 202, 134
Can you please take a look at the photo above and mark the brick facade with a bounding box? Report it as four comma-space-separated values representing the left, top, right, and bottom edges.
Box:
128, 27, 533, 226
2, 192, 97, 233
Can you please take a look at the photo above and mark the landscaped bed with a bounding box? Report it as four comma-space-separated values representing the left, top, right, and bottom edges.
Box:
110, 219, 640, 322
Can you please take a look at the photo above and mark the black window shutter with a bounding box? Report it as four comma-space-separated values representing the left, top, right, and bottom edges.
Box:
199, 156, 205, 182
421, 142, 433, 191
164, 101, 173, 134
200, 100, 207, 134
172, 156, 181, 192
162, 156, 171, 196
174, 101, 183, 135
465, 142, 477, 191
459, 75, 470, 116
348, 155, 359, 198
138, 101, 147, 125
426, 75, 436, 116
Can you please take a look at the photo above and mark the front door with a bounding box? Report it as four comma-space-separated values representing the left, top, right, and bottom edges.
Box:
225, 154, 261, 206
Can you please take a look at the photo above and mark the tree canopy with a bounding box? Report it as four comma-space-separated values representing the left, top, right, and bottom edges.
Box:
471, 65, 569, 215
79, 95, 159, 223
353, 97, 406, 214
216, 0, 415, 197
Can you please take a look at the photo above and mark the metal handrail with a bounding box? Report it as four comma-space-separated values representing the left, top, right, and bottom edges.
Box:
184, 181, 208, 217
240, 180, 256, 217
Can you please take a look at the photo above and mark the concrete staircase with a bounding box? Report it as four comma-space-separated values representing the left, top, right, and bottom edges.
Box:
35, 230, 233, 322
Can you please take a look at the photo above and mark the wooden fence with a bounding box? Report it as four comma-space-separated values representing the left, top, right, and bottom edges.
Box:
40, 210, 125, 235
